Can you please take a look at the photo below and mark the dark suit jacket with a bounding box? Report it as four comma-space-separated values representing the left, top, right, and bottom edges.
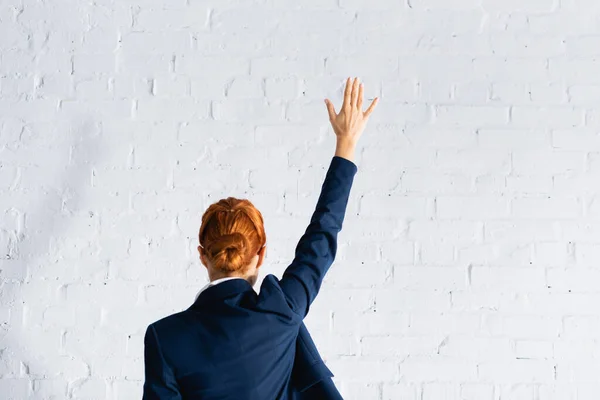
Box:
143, 156, 358, 399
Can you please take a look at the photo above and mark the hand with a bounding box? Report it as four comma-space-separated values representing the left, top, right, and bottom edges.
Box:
324, 77, 379, 144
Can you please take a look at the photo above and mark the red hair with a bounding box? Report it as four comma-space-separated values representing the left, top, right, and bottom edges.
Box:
198, 197, 266, 273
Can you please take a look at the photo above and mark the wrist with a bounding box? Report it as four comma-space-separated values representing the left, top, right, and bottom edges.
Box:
334, 140, 356, 161
335, 137, 357, 148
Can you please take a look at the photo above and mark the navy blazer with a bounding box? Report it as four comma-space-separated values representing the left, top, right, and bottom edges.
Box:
143, 156, 357, 399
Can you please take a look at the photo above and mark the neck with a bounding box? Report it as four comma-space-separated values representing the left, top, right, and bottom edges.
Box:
209, 271, 255, 285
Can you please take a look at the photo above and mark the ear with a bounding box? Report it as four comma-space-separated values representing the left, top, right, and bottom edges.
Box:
198, 245, 208, 269
256, 245, 266, 269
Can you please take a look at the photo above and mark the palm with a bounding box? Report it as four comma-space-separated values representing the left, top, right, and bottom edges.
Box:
324, 77, 379, 142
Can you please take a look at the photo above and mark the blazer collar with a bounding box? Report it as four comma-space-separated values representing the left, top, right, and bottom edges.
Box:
188, 278, 255, 310
194, 277, 246, 302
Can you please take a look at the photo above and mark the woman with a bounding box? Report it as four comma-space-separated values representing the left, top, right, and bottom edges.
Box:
143, 77, 378, 399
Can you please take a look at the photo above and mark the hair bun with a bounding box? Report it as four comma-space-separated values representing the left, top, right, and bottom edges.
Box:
210, 232, 250, 272
223, 232, 246, 251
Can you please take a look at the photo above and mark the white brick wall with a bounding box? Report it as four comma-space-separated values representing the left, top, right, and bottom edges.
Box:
1, 0, 600, 398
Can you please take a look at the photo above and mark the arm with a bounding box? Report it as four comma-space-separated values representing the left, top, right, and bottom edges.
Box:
277, 151, 357, 318
142, 324, 182, 400
276, 77, 378, 318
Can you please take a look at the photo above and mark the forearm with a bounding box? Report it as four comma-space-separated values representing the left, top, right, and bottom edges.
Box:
277, 155, 358, 317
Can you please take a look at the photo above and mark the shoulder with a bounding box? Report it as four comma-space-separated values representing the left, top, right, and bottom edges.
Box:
146, 310, 188, 338
260, 273, 281, 288
258, 273, 288, 298
256, 274, 301, 323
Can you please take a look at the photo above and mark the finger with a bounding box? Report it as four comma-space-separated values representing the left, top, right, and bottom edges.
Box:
342, 77, 352, 110
357, 83, 363, 111
324, 99, 337, 121
350, 77, 359, 108
363, 97, 379, 118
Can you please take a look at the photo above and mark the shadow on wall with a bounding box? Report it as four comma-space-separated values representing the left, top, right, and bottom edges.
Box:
1, 116, 107, 398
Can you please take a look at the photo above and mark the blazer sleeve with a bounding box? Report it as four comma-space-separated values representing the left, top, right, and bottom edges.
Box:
277, 155, 357, 318
142, 324, 182, 400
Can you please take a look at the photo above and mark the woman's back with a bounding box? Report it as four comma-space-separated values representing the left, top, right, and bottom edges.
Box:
147, 278, 301, 399
143, 155, 358, 400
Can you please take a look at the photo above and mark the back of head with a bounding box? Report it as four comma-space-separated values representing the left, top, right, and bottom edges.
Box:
198, 197, 266, 274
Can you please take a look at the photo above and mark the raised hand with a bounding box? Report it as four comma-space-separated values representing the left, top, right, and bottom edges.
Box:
324, 77, 379, 145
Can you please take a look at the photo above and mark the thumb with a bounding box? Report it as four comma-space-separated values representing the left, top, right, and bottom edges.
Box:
324, 99, 336, 121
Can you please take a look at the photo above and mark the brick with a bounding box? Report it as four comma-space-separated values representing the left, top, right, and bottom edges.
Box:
511, 196, 581, 219
460, 383, 494, 400
376, 289, 451, 312
327, 358, 398, 382
400, 356, 477, 381
437, 196, 510, 219
435, 106, 509, 127
510, 107, 585, 128
478, 360, 555, 383
477, 129, 550, 148
134, 6, 210, 30
471, 267, 546, 292
481, 0, 558, 13
382, 383, 419, 400
361, 335, 440, 357
360, 194, 432, 218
